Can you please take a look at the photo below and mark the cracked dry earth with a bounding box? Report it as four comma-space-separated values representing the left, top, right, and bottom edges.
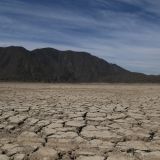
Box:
0, 83, 160, 160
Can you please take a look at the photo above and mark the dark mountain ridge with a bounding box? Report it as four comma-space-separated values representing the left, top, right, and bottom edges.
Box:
0, 46, 160, 83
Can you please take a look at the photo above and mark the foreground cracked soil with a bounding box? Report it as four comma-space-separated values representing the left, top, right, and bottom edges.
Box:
0, 83, 160, 160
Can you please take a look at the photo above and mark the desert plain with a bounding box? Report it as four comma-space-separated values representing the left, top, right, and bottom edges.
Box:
0, 83, 160, 160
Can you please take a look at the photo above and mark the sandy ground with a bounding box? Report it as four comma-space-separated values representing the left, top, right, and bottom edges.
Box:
0, 83, 160, 160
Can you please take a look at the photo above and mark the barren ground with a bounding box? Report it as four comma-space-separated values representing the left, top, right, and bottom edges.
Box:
0, 83, 160, 160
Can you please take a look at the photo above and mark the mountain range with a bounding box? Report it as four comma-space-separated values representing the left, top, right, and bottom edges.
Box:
0, 46, 159, 83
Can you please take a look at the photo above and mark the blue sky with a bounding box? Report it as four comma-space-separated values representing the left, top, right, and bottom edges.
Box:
0, 0, 160, 74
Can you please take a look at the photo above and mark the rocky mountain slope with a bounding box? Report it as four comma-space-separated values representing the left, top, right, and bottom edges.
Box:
0, 46, 159, 83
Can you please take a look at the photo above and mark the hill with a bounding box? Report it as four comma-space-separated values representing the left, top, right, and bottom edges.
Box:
0, 46, 159, 83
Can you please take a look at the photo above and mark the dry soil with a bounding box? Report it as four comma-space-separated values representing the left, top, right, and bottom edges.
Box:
0, 83, 160, 160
